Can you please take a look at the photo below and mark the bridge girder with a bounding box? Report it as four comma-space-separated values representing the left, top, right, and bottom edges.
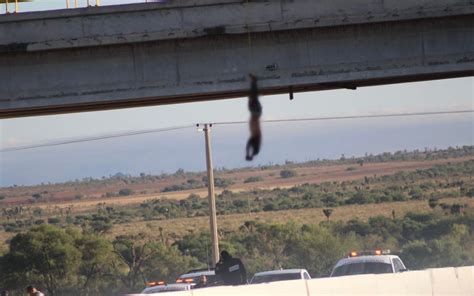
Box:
0, 0, 473, 118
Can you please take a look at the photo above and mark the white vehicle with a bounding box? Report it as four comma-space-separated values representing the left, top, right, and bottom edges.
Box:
250, 269, 311, 284
330, 250, 407, 277
140, 283, 192, 294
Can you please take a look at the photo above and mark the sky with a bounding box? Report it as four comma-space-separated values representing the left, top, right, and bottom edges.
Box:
1, 77, 473, 186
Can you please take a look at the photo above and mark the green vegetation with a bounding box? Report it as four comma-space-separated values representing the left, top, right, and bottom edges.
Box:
1, 160, 473, 234
244, 176, 264, 183
1, 210, 472, 295
0, 224, 199, 296
280, 169, 298, 179
118, 188, 134, 196
0, 147, 473, 295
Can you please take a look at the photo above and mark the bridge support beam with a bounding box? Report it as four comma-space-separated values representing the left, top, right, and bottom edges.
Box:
0, 0, 473, 118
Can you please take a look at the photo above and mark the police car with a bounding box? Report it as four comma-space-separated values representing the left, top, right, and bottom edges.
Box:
250, 269, 311, 284
175, 268, 221, 286
330, 250, 407, 277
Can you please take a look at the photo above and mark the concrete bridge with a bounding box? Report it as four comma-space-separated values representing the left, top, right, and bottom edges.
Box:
0, 0, 473, 118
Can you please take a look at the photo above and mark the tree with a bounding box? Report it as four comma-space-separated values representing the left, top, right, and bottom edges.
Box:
75, 234, 117, 295
288, 225, 359, 277
112, 233, 199, 291
450, 204, 463, 215
322, 208, 333, 221
428, 198, 439, 210
32, 193, 42, 201
1, 225, 82, 295
112, 234, 162, 290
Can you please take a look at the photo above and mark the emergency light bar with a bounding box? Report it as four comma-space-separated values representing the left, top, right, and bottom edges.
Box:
147, 280, 166, 287
348, 249, 391, 257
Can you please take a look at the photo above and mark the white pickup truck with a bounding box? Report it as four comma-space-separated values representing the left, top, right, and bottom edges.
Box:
330, 250, 407, 277
251, 269, 311, 284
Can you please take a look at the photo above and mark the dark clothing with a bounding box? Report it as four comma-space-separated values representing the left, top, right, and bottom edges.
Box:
193, 282, 206, 289
246, 75, 262, 161
215, 257, 247, 285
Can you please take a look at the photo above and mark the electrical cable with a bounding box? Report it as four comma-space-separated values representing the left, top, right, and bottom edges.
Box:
1, 109, 472, 153
210, 110, 474, 126
0, 125, 193, 152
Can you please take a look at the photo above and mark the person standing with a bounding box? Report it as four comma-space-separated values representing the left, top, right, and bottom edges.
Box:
26, 286, 45, 296
215, 250, 247, 285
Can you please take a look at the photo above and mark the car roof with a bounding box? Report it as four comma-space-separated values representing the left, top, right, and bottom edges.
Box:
178, 270, 215, 278
253, 269, 307, 276
334, 255, 400, 267
141, 283, 192, 293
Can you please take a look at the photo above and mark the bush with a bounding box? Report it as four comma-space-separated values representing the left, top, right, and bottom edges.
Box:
244, 176, 264, 183
47, 217, 61, 224
280, 169, 298, 179
214, 178, 235, 188
118, 188, 134, 196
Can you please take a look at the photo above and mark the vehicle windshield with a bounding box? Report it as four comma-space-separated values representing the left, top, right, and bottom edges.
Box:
252, 273, 301, 284
332, 262, 393, 277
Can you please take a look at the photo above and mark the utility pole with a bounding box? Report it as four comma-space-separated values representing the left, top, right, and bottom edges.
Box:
203, 124, 219, 266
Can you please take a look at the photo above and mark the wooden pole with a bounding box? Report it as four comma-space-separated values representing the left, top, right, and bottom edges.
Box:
204, 124, 219, 266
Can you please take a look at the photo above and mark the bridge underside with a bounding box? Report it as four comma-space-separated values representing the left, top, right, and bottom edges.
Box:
0, 1, 473, 118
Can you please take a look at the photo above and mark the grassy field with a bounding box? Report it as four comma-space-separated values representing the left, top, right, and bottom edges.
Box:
1, 150, 473, 252
2, 156, 472, 213
108, 197, 474, 240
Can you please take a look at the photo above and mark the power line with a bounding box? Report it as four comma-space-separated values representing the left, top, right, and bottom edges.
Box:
0, 125, 193, 152
1, 109, 472, 153
211, 110, 474, 125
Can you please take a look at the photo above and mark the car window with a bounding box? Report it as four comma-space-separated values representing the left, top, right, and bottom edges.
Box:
252, 273, 302, 284
392, 258, 404, 272
303, 272, 311, 280
331, 262, 393, 277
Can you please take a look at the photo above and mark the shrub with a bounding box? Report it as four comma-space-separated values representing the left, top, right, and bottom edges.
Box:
118, 188, 134, 196
244, 176, 264, 183
48, 217, 61, 224
280, 169, 298, 179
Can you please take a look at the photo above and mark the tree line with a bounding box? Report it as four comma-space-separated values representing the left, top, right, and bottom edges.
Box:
1, 209, 473, 296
